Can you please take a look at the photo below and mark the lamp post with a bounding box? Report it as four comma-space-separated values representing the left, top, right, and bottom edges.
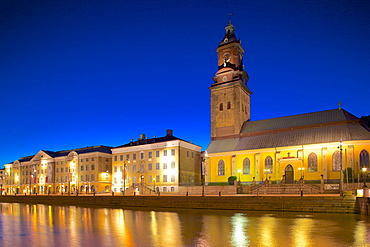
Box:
153, 177, 156, 192
237, 169, 241, 184
362, 167, 368, 188
264, 168, 270, 181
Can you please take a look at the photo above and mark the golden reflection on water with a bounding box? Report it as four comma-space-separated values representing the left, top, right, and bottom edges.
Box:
0, 203, 370, 247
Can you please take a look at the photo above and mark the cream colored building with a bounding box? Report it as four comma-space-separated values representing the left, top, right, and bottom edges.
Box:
111, 130, 201, 193
3, 146, 112, 194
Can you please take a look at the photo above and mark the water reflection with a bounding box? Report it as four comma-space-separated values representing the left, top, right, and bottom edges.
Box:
0, 203, 369, 247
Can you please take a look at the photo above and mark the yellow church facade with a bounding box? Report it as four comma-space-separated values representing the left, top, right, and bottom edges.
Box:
206, 21, 370, 185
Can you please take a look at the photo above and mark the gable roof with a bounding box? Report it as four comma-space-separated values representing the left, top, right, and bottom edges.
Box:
207, 109, 370, 153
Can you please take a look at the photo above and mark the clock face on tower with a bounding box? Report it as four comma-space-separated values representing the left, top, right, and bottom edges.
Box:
223, 52, 231, 63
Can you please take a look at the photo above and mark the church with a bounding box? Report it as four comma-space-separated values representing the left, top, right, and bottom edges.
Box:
206, 21, 370, 185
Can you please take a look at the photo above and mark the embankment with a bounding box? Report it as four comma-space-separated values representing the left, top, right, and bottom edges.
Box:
0, 195, 360, 214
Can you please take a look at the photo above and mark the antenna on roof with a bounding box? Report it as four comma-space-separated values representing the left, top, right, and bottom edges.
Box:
338, 101, 342, 110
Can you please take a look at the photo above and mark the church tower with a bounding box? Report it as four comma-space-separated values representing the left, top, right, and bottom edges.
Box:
210, 21, 252, 140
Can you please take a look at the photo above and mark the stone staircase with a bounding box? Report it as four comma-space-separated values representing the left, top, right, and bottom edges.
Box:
123, 185, 155, 195
247, 184, 322, 194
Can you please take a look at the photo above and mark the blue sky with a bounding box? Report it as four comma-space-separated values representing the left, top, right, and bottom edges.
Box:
1, 0, 370, 166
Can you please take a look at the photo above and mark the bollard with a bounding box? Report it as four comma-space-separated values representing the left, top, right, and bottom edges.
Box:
93, 192, 96, 196
219, 191, 222, 196
112, 191, 114, 196
134, 192, 136, 196
25, 193, 26, 196
300, 191, 303, 197
186, 192, 188, 196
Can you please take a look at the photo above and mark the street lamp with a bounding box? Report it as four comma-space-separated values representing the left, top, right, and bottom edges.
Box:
153, 177, 156, 192
237, 169, 241, 183
362, 167, 368, 188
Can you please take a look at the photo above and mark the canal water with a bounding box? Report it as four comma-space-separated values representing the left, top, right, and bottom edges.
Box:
0, 203, 369, 247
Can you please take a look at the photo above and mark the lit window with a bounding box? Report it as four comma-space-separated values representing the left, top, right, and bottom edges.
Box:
265, 156, 273, 173
243, 158, 250, 175
332, 151, 341, 171
114, 166, 117, 172
218, 160, 225, 176
360, 149, 369, 169
308, 153, 318, 172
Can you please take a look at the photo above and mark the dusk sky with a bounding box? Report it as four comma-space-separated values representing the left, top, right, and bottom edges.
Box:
1, 0, 370, 167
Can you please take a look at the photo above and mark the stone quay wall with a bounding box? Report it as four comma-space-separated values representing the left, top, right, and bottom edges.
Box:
0, 195, 360, 214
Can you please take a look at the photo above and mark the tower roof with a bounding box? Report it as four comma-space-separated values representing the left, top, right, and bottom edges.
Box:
218, 20, 239, 47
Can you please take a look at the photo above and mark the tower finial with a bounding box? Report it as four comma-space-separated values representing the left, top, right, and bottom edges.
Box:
338, 101, 342, 110
228, 13, 233, 22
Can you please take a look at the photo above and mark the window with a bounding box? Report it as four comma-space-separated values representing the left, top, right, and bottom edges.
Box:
360, 149, 369, 169
187, 151, 189, 157
148, 152, 152, 158
86, 165, 89, 171
332, 151, 341, 171
86, 175, 89, 181
91, 164, 95, 170
81, 175, 83, 182
126, 165, 130, 172
163, 163, 167, 169
148, 175, 152, 183
61, 168, 64, 173
192, 152, 194, 158
126, 154, 130, 160
163, 187, 167, 192
308, 153, 318, 172
156, 163, 160, 170
86, 158, 89, 162
148, 163, 152, 170
171, 175, 175, 182
140, 163, 144, 171
156, 175, 160, 182
265, 156, 273, 173
133, 154, 137, 160
120, 155, 123, 161
218, 160, 225, 176
243, 158, 250, 175
140, 152, 144, 159
156, 151, 160, 157
91, 174, 95, 181
92, 158, 94, 161
81, 166, 84, 171
114, 177, 117, 183
220, 103, 223, 111
163, 175, 167, 182
171, 162, 175, 169
163, 150, 167, 156
114, 166, 117, 172
56, 168, 59, 173
114, 156, 117, 161
171, 149, 175, 156
227, 101, 231, 109
133, 165, 137, 172
81, 159, 84, 162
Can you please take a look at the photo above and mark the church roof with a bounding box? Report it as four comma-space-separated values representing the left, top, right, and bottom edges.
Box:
207, 109, 370, 153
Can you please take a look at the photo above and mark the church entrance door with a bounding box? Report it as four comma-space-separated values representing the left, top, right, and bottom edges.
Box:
285, 165, 294, 184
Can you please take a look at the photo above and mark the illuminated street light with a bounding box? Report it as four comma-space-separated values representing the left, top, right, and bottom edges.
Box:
362, 167, 368, 188
264, 168, 270, 181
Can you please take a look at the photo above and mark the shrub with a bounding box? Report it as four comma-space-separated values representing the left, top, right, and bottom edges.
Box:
228, 176, 237, 185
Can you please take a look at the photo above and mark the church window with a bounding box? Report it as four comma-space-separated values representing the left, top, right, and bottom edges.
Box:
218, 160, 225, 176
227, 102, 231, 109
360, 149, 369, 169
332, 151, 341, 171
243, 158, 250, 175
265, 156, 273, 173
308, 153, 318, 172
219, 103, 223, 111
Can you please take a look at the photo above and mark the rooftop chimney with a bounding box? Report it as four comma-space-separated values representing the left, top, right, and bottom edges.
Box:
139, 134, 146, 140
166, 129, 173, 136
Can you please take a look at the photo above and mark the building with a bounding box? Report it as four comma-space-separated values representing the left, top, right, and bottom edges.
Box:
3, 146, 112, 194
111, 129, 201, 193
206, 21, 370, 186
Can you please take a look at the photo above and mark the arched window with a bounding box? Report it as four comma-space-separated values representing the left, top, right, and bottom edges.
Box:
219, 103, 223, 111
308, 152, 318, 172
218, 160, 225, 176
265, 156, 273, 173
243, 157, 250, 175
332, 151, 341, 171
227, 101, 231, 109
360, 149, 369, 169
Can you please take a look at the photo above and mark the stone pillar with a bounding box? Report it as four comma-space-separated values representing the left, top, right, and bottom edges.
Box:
321, 148, 328, 179
255, 153, 261, 182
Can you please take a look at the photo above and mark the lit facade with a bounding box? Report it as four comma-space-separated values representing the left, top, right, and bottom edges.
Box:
111, 130, 202, 193
2, 146, 112, 194
206, 21, 370, 185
